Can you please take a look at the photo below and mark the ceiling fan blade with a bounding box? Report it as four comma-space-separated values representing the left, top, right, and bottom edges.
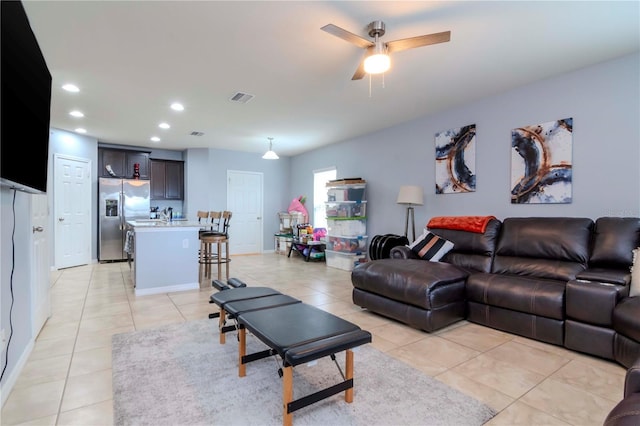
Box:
352, 61, 366, 80
351, 46, 374, 80
385, 31, 451, 54
321, 24, 374, 49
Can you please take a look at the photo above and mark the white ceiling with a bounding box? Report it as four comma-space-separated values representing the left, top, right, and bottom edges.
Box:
23, 1, 639, 157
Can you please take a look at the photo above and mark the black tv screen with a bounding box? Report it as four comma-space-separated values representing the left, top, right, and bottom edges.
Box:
1, 0, 52, 194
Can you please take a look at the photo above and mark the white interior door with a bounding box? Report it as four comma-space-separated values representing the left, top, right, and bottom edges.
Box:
54, 154, 91, 269
226, 170, 263, 255
31, 193, 50, 337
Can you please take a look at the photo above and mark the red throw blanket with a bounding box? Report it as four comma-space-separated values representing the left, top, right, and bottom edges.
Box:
427, 216, 496, 234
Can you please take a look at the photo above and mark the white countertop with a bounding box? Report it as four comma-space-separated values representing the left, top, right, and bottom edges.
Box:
127, 219, 203, 229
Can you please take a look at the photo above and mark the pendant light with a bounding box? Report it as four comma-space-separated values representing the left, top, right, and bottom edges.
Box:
262, 137, 279, 160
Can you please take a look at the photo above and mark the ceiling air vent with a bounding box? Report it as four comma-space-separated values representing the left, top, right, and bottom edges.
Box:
229, 92, 254, 104
190, 131, 204, 137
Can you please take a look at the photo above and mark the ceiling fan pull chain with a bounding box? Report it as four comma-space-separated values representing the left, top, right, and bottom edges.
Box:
382, 72, 385, 89
369, 73, 372, 98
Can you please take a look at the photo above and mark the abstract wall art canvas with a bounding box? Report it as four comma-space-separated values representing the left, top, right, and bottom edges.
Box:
510, 117, 573, 204
435, 124, 476, 194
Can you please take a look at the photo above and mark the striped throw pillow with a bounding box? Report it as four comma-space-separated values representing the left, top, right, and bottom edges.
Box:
408, 230, 454, 262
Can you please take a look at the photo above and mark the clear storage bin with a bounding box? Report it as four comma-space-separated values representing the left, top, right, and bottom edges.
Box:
325, 250, 367, 271
326, 235, 368, 253
327, 218, 366, 237
327, 184, 366, 202
325, 201, 367, 218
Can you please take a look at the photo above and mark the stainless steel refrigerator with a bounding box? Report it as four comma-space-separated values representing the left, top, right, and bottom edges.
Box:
99, 178, 150, 261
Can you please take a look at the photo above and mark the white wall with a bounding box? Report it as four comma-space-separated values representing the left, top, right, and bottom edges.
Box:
0, 188, 34, 401
291, 53, 640, 239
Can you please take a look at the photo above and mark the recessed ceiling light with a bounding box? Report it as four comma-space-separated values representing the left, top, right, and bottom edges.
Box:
62, 83, 80, 92
69, 110, 84, 117
75, 128, 87, 134
170, 102, 184, 111
158, 122, 170, 129
150, 136, 160, 142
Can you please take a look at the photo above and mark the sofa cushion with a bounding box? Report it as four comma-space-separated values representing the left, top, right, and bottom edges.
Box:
466, 272, 566, 320
351, 259, 468, 310
590, 217, 640, 268
429, 218, 502, 273
492, 217, 593, 281
408, 230, 454, 261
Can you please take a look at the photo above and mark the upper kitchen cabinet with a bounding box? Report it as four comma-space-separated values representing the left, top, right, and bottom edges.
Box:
150, 159, 184, 200
99, 148, 150, 179
126, 151, 150, 179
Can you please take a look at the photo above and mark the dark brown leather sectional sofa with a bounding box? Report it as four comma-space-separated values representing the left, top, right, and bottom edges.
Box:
351, 216, 640, 423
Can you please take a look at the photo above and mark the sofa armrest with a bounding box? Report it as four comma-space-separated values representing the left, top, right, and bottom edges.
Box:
625, 356, 640, 398
566, 280, 626, 326
390, 246, 418, 259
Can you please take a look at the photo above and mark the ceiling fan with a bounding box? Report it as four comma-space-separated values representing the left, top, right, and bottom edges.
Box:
321, 20, 451, 80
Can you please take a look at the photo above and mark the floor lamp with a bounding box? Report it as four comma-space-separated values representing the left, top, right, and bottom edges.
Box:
397, 185, 424, 242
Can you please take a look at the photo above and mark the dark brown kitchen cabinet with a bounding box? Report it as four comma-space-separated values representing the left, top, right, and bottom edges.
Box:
99, 148, 149, 179
126, 151, 150, 179
150, 159, 184, 200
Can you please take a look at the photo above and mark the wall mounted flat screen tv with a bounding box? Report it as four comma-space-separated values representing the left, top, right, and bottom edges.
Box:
1, 0, 52, 194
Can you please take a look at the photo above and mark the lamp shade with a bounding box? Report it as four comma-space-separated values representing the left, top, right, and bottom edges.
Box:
262, 137, 279, 160
397, 185, 424, 205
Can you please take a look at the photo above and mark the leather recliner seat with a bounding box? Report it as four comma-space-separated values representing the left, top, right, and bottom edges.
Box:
613, 296, 640, 368
565, 217, 640, 361
466, 217, 593, 345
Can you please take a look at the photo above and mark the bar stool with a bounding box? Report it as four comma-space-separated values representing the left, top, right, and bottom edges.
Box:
199, 233, 230, 284
198, 211, 231, 284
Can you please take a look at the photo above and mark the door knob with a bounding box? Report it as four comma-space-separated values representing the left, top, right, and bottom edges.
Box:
58, 217, 65, 222
32, 226, 44, 233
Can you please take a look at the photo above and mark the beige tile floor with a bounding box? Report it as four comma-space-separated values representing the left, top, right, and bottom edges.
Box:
1, 253, 626, 425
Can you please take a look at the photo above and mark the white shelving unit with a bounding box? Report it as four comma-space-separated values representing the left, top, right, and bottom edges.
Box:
324, 180, 367, 271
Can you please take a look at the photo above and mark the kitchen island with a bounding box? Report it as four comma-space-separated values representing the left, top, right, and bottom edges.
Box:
127, 220, 203, 296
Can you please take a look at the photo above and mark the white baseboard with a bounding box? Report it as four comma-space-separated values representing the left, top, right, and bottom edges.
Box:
1, 338, 34, 408
134, 282, 199, 296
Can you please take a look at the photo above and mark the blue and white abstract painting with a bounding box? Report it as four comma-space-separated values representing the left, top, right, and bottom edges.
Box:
511, 118, 573, 204
435, 124, 476, 194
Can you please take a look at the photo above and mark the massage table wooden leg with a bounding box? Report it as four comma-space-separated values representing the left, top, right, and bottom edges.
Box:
218, 308, 227, 344
239, 327, 246, 377
345, 349, 354, 403
282, 366, 293, 426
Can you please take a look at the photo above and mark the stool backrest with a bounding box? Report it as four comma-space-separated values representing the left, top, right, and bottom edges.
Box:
209, 211, 222, 232
222, 211, 232, 235
197, 210, 209, 223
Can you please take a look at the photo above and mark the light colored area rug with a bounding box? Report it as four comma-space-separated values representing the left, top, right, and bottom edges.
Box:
112, 319, 496, 426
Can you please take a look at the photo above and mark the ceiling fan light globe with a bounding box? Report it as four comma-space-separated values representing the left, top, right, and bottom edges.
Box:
364, 53, 390, 74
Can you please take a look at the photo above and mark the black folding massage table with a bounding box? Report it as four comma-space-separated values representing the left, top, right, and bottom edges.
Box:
209, 279, 372, 426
